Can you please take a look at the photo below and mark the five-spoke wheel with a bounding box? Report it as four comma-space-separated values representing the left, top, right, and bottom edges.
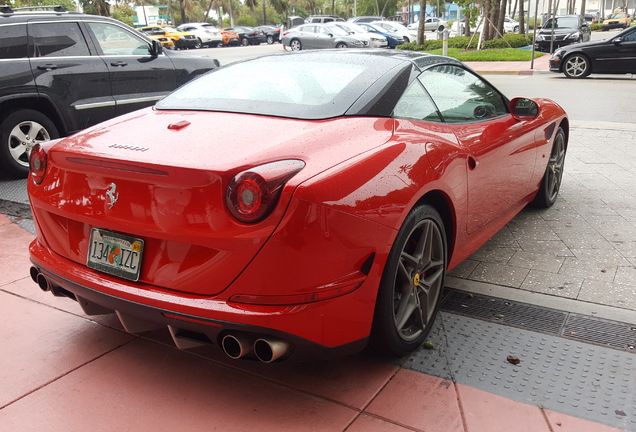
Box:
563, 54, 590, 78
533, 127, 566, 208
372, 205, 447, 356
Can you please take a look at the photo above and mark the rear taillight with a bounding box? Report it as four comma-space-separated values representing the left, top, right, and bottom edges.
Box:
226, 160, 305, 224
29, 144, 47, 184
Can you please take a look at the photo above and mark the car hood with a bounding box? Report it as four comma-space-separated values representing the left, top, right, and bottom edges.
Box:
538, 27, 581, 35
30, 109, 394, 296
553, 37, 609, 52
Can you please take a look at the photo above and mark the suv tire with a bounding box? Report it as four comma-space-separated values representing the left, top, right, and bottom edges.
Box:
0, 109, 59, 178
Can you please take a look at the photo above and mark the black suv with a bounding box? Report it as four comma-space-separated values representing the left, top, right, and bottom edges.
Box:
0, 5, 220, 178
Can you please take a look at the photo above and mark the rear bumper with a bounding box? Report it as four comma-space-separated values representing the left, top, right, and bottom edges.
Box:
29, 237, 375, 362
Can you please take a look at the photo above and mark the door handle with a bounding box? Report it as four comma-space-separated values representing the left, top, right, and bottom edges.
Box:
110, 61, 128, 67
37, 64, 58, 70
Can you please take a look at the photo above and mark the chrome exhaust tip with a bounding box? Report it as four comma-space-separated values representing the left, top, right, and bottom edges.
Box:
30, 266, 40, 283
254, 338, 290, 363
221, 333, 254, 359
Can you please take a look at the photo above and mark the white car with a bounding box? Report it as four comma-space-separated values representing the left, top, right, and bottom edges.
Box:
177, 22, 223, 47
372, 21, 418, 43
327, 22, 388, 48
504, 17, 521, 33
407, 17, 448, 32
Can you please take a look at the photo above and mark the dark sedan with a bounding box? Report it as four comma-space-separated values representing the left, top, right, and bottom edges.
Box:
534, 15, 591, 52
254, 25, 281, 44
549, 25, 636, 78
233, 26, 268, 46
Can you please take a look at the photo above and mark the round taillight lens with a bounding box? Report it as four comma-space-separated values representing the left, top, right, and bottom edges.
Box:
29, 144, 47, 184
226, 160, 305, 224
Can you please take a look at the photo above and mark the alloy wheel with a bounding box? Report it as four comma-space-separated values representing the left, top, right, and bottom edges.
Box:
564, 55, 589, 78
9, 120, 50, 167
545, 130, 566, 203
392, 218, 445, 342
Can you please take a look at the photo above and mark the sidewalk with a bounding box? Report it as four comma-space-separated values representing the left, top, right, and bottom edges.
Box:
465, 50, 551, 75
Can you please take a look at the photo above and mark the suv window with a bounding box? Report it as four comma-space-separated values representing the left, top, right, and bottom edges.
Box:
30, 22, 91, 57
0, 23, 28, 58
88, 22, 151, 56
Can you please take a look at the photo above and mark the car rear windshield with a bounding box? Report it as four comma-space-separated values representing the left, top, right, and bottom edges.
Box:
156, 53, 402, 119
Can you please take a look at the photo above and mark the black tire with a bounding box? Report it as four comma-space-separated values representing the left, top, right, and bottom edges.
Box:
562, 54, 591, 78
266, 35, 274, 44
335, 42, 347, 48
290, 39, 302, 51
194, 38, 202, 49
217, 41, 224, 48
371, 204, 447, 357
532, 127, 566, 208
514, 25, 519, 32
403, 37, 410, 43
0, 109, 59, 179
241, 37, 249, 46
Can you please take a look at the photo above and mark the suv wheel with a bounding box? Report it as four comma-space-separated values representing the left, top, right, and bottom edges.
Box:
0, 109, 59, 178
194, 38, 202, 49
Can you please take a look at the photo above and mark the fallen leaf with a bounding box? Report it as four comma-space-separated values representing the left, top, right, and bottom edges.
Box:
506, 355, 521, 365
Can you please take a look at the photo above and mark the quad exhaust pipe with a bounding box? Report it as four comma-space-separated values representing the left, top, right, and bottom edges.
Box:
30, 266, 51, 292
221, 333, 291, 363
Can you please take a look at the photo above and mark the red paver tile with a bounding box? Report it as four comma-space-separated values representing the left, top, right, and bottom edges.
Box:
545, 410, 629, 432
365, 369, 464, 432
230, 353, 400, 410
456, 383, 551, 432
0, 291, 134, 408
0, 216, 34, 286
0, 339, 358, 432
347, 414, 415, 431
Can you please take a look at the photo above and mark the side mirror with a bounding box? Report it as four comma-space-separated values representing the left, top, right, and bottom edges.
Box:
613, 37, 623, 44
150, 39, 163, 56
510, 97, 539, 120
328, 33, 334, 37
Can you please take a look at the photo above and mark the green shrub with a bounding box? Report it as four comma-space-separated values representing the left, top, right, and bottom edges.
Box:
501, 33, 533, 47
590, 23, 603, 31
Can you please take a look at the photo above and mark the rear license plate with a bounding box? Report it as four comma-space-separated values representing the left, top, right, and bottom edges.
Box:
87, 228, 144, 281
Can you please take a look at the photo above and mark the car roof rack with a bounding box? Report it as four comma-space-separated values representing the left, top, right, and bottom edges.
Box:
9, 5, 68, 12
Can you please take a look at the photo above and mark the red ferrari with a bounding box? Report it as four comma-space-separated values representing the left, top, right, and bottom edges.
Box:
28, 50, 568, 363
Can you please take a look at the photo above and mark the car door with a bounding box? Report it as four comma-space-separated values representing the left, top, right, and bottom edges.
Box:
83, 21, 177, 117
418, 65, 541, 234
597, 28, 636, 73
28, 20, 115, 133
297, 25, 318, 49
315, 25, 336, 48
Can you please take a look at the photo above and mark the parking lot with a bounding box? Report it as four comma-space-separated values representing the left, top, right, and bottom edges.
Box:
1, 32, 635, 432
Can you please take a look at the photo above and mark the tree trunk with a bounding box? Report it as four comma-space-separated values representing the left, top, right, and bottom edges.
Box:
417, 0, 427, 44
263, 0, 267, 25
518, 0, 525, 34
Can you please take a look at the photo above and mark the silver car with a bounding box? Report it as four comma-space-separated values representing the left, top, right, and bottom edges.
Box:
407, 17, 448, 32
282, 23, 367, 50
327, 22, 388, 48
177, 22, 223, 47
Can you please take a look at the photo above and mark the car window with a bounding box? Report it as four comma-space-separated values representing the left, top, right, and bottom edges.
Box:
622, 30, 636, 41
418, 65, 508, 123
0, 23, 28, 59
87, 22, 151, 56
30, 22, 90, 57
393, 79, 442, 122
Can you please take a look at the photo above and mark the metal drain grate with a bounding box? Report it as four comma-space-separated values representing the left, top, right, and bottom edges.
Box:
0, 199, 32, 219
441, 288, 636, 353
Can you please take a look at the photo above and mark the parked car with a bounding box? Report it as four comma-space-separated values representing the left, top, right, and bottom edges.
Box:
27, 49, 568, 362
137, 31, 175, 49
549, 24, 636, 78
348, 16, 385, 23
503, 17, 521, 32
176, 22, 223, 47
534, 15, 591, 52
357, 22, 405, 48
254, 25, 282, 44
327, 21, 388, 48
407, 17, 448, 32
233, 26, 268, 46
0, 5, 220, 178
305, 14, 344, 24
138, 25, 201, 49
602, 12, 631, 30
281, 24, 367, 50
372, 20, 418, 43
219, 28, 241, 46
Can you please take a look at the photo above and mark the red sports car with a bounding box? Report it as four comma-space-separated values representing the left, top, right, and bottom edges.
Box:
28, 50, 568, 363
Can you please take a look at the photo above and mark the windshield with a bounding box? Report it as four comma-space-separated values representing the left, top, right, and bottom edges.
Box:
327, 25, 349, 36
162, 26, 178, 32
202, 24, 218, 30
607, 13, 626, 18
156, 53, 402, 119
542, 17, 579, 28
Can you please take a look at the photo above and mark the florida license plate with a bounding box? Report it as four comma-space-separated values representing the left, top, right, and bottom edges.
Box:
87, 228, 144, 281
